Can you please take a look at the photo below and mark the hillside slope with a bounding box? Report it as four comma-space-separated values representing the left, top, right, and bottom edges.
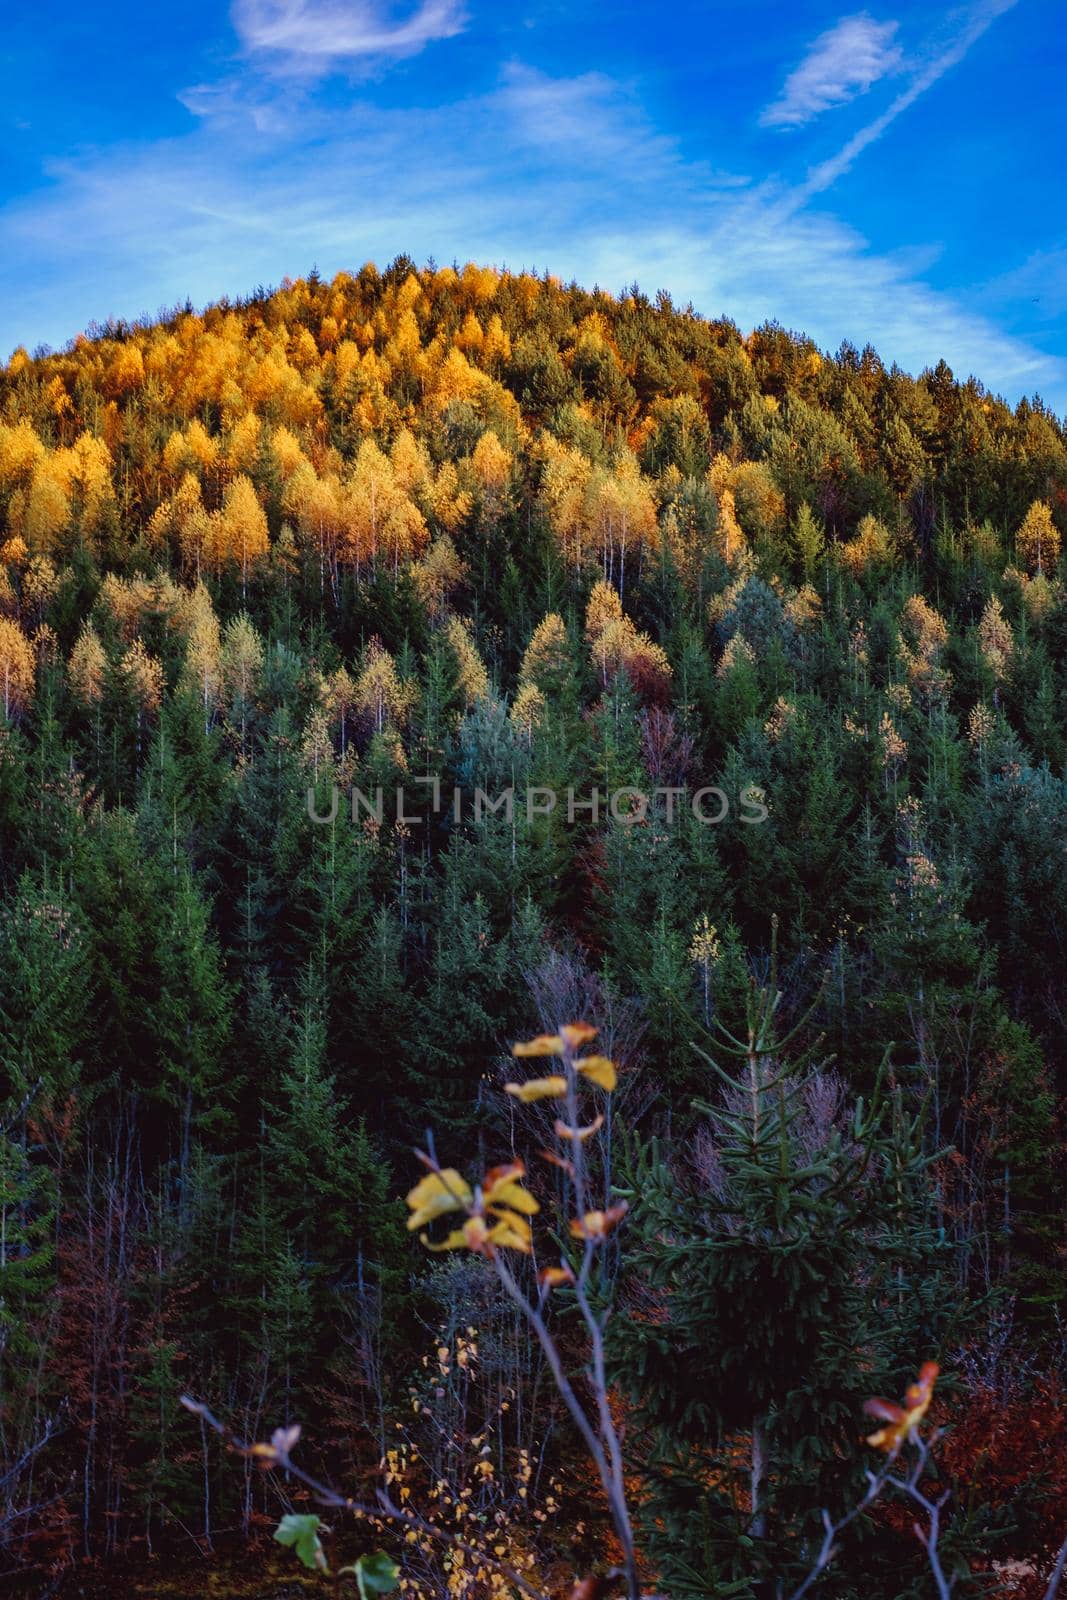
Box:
1, 259, 1066, 1592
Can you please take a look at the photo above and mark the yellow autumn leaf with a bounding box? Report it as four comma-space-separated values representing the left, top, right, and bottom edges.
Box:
568, 1201, 629, 1241
486, 1213, 533, 1252
538, 1264, 575, 1290
482, 1159, 524, 1191
864, 1361, 939, 1452
422, 1226, 469, 1253
405, 1169, 472, 1231
559, 1022, 597, 1049
483, 1160, 540, 1215
460, 1216, 493, 1252
423, 1208, 532, 1256
575, 1055, 617, 1090
511, 1033, 565, 1057
486, 1181, 539, 1215
554, 1113, 604, 1143
505, 1076, 567, 1102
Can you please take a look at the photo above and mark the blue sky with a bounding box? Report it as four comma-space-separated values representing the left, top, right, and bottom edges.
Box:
2, 0, 1065, 411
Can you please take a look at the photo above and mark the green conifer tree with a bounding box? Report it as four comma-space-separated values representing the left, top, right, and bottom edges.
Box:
612, 927, 952, 1598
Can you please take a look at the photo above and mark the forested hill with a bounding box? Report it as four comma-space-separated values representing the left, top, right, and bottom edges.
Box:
1, 258, 1066, 1591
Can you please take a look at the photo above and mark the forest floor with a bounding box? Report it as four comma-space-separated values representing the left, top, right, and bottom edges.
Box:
12, 1554, 324, 1599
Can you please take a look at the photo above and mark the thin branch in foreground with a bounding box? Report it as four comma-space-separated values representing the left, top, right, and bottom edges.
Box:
790, 1452, 936, 1600
1044, 1535, 1067, 1600
792, 1427, 1067, 1600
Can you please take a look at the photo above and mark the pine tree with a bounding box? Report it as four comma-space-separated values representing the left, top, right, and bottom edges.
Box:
613, 927, 952, 1598
0, 1109, 59, 1535
0, 1121, 57, 1361
791, 502, 825, 581
149, 866, 234, 1162
268, 960, 406, 1301
0, 875, 88, 1103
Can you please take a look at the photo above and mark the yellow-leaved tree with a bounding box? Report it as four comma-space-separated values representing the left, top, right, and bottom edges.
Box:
470, 429, 514, 529
322, 665, 357, 756
978, 594, 1014, 696
585, 453, 659, 602
344, 440, 427, 576
68, 623, 108, 708
839, 512, 894, 575
219, 474, 270, 593
585, 580, 671, 703
1015, 499, 1061, 576
517, 613, 570, 698
411, 534, 467, 621
354, 638, 416, 735
0, 617, 35, 719
540, 439, 593, 574
584, 578, 623, 644
18, 463, 71, 553
118, 637, 164, 754
179, 584, 223, 728
442, 617, 490, 709
0, 421, 45, 493
509, 681, 547, 738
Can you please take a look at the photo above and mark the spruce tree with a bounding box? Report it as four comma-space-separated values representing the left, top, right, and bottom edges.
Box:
612, 926, 953, 1598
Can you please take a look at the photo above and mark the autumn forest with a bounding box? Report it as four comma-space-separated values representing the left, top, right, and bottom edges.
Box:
1, 258, 1066, 1599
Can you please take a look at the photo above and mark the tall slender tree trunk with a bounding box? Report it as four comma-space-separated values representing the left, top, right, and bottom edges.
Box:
751, 1417, 767, 1543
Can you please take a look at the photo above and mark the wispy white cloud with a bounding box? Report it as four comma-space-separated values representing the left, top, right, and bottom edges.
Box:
496, 65, 650, 159
231, 0, 466, 73
761, 12, 902, 130
495, 64, 749, 190
177, 75, 298, 133
795, 0, 1019, 199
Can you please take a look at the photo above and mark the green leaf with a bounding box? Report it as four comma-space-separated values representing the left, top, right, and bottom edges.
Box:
340, 1550, 401, 1599
274, 1512, 328, 1573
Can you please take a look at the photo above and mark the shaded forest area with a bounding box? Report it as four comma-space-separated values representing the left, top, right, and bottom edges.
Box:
1, 257, 1066, 1598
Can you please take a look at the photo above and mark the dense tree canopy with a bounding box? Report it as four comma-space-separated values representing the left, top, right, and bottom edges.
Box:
1, 259, 1066, 1597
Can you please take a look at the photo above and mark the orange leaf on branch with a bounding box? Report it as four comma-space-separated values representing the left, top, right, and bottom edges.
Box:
511, 1020, 598, 1056
505, 1076, 568, 1102
560, 1022, 598, 1048
574, 1055, 617, 1090
569, 1202, 629, 1242
483, 1162, 540, 1217
864, 1361, 939, 1452
554, 1114, 605, 1143
538, 1146, 576, 1177
512, 1034, 566, 1058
